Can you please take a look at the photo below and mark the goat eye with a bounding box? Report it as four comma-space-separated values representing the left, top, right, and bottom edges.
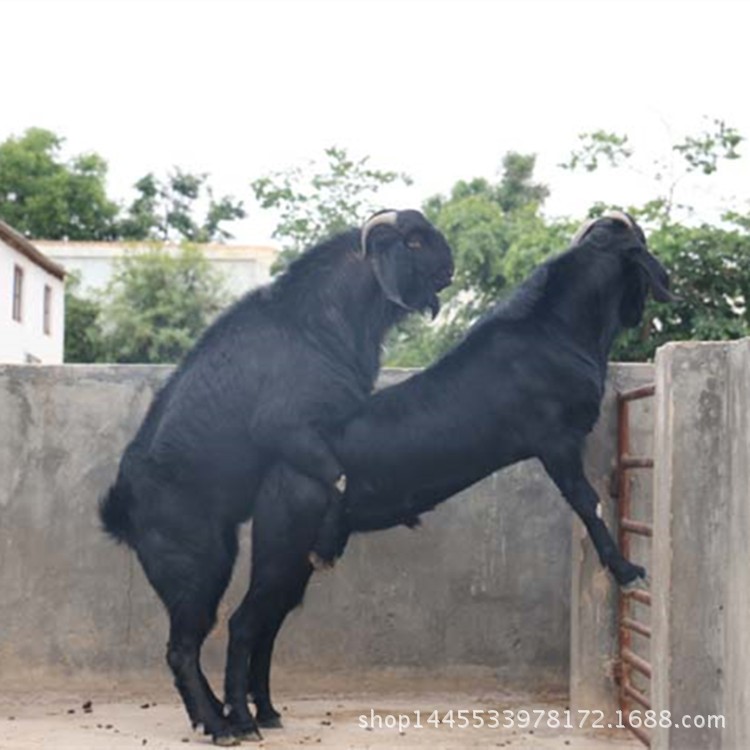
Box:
407, 238, 422, 250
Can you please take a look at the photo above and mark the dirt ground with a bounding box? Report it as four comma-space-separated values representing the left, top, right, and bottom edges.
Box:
0, 673, 639, 750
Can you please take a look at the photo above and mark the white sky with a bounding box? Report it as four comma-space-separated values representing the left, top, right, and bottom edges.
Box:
2, 0, 749, 244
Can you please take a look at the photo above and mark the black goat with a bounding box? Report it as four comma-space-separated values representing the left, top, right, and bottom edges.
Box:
229, 212, 671, 728
99, 209, 454, 744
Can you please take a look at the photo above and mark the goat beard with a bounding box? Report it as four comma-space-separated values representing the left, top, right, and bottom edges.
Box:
404, 290, 441, 319
426, 293, 441, 319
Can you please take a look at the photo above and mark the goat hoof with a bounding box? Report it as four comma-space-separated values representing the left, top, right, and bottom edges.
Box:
335, 474, 347, 493
308, 551, 335, 571
235, 729, 263, 743
618, 564, 647, 590
213, 733, 242, 746
257, 714, 283, 729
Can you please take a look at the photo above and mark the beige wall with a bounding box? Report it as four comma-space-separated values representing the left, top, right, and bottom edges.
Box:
37, 241, 278, 298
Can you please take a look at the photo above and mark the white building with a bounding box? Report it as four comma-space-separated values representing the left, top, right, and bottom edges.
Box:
0, 221, 65, 364
36, 240, 279, 299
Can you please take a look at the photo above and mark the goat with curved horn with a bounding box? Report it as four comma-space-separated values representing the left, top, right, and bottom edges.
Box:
99, 209, 453, 744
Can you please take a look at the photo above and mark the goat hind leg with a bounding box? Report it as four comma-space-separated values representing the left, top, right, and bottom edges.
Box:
230, 465, 325, 728
136, 528, 238, 744
166, 627, 238, 746
247, 564, 312, 727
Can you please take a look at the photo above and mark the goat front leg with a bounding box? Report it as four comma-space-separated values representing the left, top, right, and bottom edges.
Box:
272, 428, 349, 569
541, 448, 646, 587
309, 492, 351, 566
273, 427, 346, 493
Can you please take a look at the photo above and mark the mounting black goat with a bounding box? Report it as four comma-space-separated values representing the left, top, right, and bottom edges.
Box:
99, 209, 454, 744
229, 212, 672, 731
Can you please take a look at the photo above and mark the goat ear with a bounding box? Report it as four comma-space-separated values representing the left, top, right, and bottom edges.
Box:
368, 231, 414, 310
620, 266, 648, 328
631, 249, 674, 302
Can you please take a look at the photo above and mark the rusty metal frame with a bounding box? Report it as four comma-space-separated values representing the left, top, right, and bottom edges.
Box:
616, 384, 655, 747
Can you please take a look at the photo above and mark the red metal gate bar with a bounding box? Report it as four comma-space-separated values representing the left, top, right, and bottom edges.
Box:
621, 455, 655, 469
616, 384, 656, 747
620, 518, 653, 537
622, 647, 653, 678
625, 713, 652, 746
621, 617, 651, 638
620, 384, 656, 401
624, 683, 652, 710
627, 588, 651, 607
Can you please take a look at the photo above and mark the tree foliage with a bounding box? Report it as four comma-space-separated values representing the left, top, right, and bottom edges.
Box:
560, 130, 633, 173
118, 169, 246, 243
64, 272, 106, 363
98, 246, 230, 363
612, 221, 750, 361
0, 128, 119, 239
386, 153, 568, 366
563, 119, 749, 360
252, 146, 411, 271
0, 128, 245, 244
7, 124, 748, 366
672, 118, 743, 176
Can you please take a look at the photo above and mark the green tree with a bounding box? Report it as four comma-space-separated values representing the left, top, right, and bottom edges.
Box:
563, 119, 749, 360
562, 118, 744, 223
119, 169, 246, 243
252, 146, 411, 271
386, 153, 568, 366
612, 222, 750, 361
99, 246, 230, 363
559, 130, 633, 173
0, 128, 119, 239
64, 272, 106, 363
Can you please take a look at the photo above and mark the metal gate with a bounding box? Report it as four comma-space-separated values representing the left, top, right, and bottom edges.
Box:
615, 384, 655, 746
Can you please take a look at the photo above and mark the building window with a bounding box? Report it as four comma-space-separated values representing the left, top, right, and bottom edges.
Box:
12, 265, 24, 322
43, 285, 52, 335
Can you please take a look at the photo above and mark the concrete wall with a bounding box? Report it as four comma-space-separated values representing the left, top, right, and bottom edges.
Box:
0, 365, 581, 689
567, 338, 750, 749
651, 339, 750, 750
0, 366, 571, 688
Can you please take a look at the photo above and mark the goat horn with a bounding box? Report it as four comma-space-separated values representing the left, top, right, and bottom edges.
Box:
602, 210, 635, 229
571, 210, 635, 246
570, 218, 597, 246
360, 210, 399, 255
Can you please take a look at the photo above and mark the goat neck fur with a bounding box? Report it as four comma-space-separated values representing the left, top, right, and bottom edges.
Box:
267, 230, 405, 387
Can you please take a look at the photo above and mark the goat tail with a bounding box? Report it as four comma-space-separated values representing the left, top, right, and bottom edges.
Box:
99, 480, 134, 546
